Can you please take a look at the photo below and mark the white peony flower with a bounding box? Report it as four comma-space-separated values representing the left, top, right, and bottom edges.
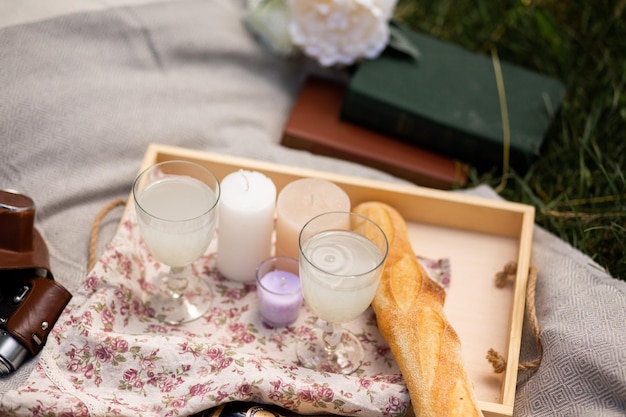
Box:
287, 0, 398, 67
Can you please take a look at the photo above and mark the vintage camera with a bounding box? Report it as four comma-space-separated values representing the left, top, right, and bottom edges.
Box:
0, 189, 72, 375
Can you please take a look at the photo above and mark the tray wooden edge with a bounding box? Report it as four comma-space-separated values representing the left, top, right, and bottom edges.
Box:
126, 143, 536, 417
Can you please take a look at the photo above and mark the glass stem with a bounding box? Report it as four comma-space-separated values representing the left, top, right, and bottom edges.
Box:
167, 266, 189, 299
322, 322, 343, 358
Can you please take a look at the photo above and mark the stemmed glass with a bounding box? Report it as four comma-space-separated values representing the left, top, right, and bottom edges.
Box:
296, 211, 388, 374
133, 160, 220, 325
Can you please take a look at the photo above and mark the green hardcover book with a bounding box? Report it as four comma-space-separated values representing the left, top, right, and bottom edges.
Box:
340, 25, 566, 172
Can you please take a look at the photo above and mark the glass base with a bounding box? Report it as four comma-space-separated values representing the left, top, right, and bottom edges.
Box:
144, 272, 213, 325
296, 327, 364, 374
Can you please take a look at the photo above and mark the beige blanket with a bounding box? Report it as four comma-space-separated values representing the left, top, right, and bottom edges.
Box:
1, 1, 624, 415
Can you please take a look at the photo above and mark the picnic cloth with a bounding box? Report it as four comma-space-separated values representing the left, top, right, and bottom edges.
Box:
0, 202, 422, 416
1, 0, 625, 415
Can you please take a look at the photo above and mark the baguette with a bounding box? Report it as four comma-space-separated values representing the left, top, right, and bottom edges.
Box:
353, 201, 483, 417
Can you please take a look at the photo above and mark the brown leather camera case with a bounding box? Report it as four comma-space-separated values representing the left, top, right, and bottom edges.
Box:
1, 189, 73, 356
6, 275, 72, 355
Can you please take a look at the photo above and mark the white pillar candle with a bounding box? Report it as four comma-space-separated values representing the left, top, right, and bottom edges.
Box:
217, 170, 276, 282
274, 178, 350, 259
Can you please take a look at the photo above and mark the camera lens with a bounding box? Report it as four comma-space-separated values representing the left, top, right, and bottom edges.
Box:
0, 330, 28, 375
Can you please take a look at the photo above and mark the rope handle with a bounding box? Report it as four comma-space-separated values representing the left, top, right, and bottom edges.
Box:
487, 261, 542, 373
88, 198, 127, 271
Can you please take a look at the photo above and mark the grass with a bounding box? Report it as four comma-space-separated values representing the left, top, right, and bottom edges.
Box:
394, 0, 626, 280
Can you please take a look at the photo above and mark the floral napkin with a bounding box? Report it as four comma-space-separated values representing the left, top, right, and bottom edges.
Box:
1, 206, 450, 417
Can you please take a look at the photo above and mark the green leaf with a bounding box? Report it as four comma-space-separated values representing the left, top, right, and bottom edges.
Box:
387, 21, 422, 61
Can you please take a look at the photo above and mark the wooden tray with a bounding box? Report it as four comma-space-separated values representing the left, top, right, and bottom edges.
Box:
134, 143, 535, 417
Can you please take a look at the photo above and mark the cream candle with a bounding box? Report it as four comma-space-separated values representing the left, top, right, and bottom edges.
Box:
256, 256, 302, 327
274, 178, 350, 259
217, 170, 276, 282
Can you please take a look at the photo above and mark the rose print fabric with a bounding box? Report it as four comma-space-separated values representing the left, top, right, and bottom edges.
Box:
0, 206, 449, 417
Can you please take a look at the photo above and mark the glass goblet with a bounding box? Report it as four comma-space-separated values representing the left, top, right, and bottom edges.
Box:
133, 160, 220, 325
296, 211, 388, 374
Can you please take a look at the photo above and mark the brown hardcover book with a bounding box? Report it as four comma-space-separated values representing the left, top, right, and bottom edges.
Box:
281, 76, 468, 189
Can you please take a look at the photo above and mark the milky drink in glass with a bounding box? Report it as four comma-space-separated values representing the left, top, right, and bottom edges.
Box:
136, 176, 217, 268
297, 211, 388, 374
299, 229, 383, 324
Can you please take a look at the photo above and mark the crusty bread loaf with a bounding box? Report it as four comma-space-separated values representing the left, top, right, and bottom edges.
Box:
353, 201, 483, 417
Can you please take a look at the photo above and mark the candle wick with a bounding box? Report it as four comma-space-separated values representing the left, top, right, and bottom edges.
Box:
239, 169, 249, 191
281, 276, 286, 287
310, 192, 315, 205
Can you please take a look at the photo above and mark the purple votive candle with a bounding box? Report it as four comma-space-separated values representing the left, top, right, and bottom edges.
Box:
256, 256, 303, 328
